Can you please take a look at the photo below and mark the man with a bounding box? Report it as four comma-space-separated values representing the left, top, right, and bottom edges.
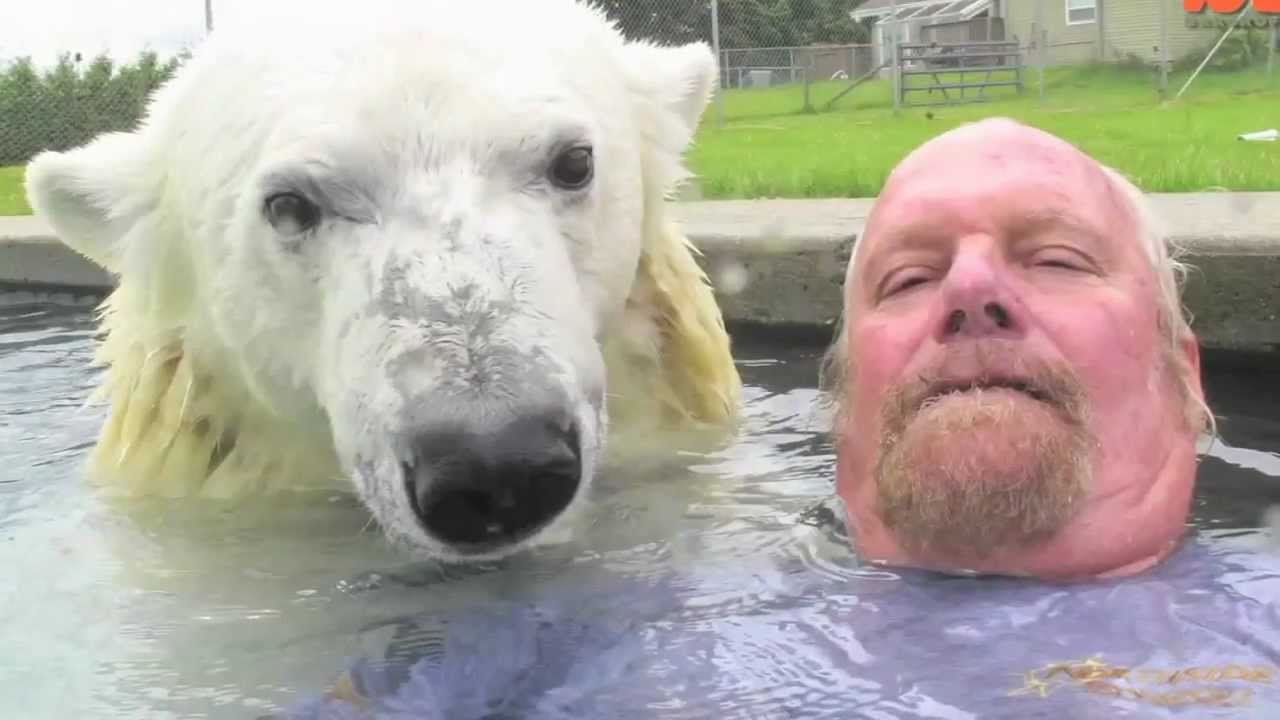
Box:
823, 116, 1214, 581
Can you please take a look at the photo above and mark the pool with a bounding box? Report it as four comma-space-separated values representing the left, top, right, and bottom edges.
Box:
2, 290, 1279, 719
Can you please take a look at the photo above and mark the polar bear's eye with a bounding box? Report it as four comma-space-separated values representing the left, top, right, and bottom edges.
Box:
265, 192, 321, 235
549, 146, 593, 190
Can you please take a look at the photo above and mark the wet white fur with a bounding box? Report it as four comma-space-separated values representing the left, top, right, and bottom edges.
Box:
24, 0, 742, 561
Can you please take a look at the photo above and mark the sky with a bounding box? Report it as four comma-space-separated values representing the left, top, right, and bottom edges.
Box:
0, 0, 323, 68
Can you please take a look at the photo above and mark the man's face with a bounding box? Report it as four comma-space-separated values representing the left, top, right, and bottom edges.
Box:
837, 119, 1204, 579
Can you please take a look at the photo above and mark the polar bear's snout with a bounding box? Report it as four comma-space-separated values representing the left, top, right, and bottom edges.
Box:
326, 269, 606, 560
402, 411, 581, 554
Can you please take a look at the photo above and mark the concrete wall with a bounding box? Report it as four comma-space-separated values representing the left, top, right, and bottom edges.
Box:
5, 192, 1280, 355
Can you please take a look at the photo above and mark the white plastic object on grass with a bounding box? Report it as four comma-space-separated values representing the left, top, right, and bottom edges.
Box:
1238, 129, 1279, 142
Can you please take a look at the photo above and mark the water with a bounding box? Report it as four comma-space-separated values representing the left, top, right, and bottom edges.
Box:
2, 291, 1279, 720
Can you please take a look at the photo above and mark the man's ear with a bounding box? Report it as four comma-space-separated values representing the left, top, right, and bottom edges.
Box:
1178, 332, 1210, 432
25, 130, 155, 274
619, 40, 719, 153
1181, 333, 1204, 399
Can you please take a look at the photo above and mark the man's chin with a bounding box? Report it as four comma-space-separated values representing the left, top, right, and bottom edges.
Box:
873, 393, 1092, 561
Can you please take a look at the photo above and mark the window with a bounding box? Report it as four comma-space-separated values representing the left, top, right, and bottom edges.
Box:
1066, 0, 1097, 25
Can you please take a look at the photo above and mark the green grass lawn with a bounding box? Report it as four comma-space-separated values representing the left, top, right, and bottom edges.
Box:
689, 63, 1280, 199
0, 166, 26, 216
1, 63, 1277, 214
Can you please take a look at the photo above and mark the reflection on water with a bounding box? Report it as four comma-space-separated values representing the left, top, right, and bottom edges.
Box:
1, 291, 1279, 719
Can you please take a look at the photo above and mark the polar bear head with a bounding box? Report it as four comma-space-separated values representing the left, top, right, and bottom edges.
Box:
26, 0, 738, 562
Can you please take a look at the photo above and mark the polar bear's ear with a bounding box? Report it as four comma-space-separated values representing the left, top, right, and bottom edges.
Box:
620, 40, 719, 152
25, 131, 156, 273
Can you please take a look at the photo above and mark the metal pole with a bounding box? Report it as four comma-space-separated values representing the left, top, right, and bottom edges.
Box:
1035, 0, 1045, 101
890, 0, 900, 111
893, 38, 902, 112
1096, 0, 1105, 62
1268, 23, 1277, 82
803, 62, 812, 112
1159, 0, 1169, 98
204, 0, 213, 33
710, 0, 724, 128
1176, 8, 1248, 100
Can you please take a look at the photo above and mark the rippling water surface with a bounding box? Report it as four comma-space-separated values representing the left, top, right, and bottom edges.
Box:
3, 291, 1280, 720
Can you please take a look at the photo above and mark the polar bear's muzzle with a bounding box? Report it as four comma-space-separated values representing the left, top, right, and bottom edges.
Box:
324, 225, 608, 559
401, 410, 582, 555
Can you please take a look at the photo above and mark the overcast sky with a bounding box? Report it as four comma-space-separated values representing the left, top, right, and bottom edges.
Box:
0, 0, 322, 67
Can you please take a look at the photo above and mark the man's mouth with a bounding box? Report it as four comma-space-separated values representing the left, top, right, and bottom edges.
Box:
926, 377, 1051, 404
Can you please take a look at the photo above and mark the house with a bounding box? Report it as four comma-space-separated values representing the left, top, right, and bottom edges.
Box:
850, 0, 1005, 67
1003, 0, 1223, 67
852, 0, 1225, 69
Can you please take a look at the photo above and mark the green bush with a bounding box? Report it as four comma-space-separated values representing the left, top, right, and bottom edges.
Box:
0, 50, 186, 166
1173, 28, 1275, 73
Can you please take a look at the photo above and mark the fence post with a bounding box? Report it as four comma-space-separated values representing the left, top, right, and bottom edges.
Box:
205, 0, 214, 33
709, 0, 724, 128
1096, 0, 1106, 62
1269, 23, 1277, 82
803, 63, 813, 113
893, 41, 902, 112
1035, 0, 1046, 101
1158, 0, 1169, 99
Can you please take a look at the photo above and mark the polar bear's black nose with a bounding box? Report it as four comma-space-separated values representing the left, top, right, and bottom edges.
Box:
403, 414, 582, 552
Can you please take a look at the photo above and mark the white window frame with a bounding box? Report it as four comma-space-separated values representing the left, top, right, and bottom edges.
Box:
1065, 0, 1097, 25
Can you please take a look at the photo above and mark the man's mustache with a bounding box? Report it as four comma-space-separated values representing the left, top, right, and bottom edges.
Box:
882, 340, 1091, 429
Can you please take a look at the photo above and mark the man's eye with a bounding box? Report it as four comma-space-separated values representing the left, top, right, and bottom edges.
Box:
893, 277, 928, 292
882, 272, 932, 298
1038, 259, 1079, 270
1032, 253, 1089, 272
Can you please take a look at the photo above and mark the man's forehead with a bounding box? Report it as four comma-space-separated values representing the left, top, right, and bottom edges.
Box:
884, 120, 1104, 200
851, 121, 1135, 280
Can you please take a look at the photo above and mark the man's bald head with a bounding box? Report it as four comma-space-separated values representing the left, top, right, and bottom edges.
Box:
826, 117, 1210, 580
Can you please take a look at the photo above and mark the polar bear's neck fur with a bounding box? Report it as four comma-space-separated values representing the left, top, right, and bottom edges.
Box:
84, 286, 346, 499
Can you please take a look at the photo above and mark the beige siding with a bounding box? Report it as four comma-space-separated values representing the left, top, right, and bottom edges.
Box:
1004, 0, 1223, 67
1004, 0, 1101, 66
1102, 0, 1220, 64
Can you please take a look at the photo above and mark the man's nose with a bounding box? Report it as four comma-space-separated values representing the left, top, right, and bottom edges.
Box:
936, 245, 1023, 341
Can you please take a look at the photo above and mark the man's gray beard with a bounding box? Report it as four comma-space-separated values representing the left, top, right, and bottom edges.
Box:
870, 342, 1097, 561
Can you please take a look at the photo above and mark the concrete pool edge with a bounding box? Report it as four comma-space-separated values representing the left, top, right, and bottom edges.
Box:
3, 191, 1279, 354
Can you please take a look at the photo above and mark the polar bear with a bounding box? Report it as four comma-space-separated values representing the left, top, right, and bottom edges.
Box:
25, 0, 742, 562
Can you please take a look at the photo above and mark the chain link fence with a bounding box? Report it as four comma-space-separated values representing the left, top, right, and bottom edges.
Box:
1, 0, 1277, 210
604, 0, 874, 121
1007, 0, 1278, 100
0, 51, 185, 168
0, 1, 877, 181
